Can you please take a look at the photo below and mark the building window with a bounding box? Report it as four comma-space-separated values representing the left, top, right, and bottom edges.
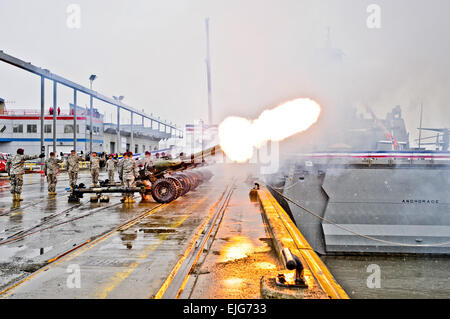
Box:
142, 145, 146, 152
64, 125, 74, 133
135, 144, 138, 153
44, 124, 52, 133
13, 124, 23, 133
27, 124, 37, 133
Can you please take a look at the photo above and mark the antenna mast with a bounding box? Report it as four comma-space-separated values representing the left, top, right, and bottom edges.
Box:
205, 17, 213, 125
418, 102, 423, 149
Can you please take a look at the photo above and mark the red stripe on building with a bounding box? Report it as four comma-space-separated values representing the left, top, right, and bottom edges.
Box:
0, 115, 103, 123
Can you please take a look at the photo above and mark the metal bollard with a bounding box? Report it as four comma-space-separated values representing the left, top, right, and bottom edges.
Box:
276, 247, 308, 288
249, 183, 260, 202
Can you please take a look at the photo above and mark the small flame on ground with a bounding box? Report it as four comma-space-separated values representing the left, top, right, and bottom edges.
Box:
218, 98, 321, 162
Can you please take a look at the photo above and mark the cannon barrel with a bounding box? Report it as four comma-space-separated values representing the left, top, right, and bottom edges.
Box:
183, 145, 222, 164
72, 186, 143, 194
148, 145, 222, 179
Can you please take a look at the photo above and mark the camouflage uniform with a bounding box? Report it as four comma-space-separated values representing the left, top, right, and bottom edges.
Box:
6, 154, 39, 195
140, 157, 154, 177
117, 157, 126, 200
67, 154, 83, 188
122, 158, 139, 188
118, 157, 125, 183
44, 157, 62, 193
90, 156, 100, 186
106, 158, 116, 182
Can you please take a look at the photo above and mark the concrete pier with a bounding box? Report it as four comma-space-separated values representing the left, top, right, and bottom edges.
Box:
0, 165, 346, 299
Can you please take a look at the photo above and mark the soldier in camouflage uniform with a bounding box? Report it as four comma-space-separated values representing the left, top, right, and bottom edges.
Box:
44, 152, 63, 195
121, 152, 139, 203
6, 148, 45, 201
140, 151, 154, 178
105, 154, 117, 183
118, 152, 127, 184
90, 152, 101, 187
118, 152, 128, 202
67, 150, 84, 189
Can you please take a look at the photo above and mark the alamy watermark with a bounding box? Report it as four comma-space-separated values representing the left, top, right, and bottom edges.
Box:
366, 264, 381, 288
66, 4, 81, 29
367, 4, 381, 29
66, 264, 81, 288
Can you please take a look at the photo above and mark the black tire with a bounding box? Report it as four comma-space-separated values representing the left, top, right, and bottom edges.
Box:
174, 173, 191, 196
183, 173, 196, 191
167, 176, 183, 199
188, 172, 202, 190
183, 172, 197, 190
151, 178, 178, 203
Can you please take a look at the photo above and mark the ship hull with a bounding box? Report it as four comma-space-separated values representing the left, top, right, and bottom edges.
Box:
280, 156, 450, 255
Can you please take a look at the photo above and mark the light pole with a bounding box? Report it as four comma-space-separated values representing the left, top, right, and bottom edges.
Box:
89, 74, 97, 155
113, 95, 124, 154
89, 74, 97, 90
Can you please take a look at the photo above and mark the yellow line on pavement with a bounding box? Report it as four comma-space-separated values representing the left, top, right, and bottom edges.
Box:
94, 195, 209, 299
0, 203, 166, 299
153, 187, 226, 299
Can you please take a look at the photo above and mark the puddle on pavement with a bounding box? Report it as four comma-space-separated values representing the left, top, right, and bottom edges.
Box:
0, 245, 53, 262
139, 228, 176, 234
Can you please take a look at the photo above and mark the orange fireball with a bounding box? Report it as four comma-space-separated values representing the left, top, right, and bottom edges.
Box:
218, 98, 321, 162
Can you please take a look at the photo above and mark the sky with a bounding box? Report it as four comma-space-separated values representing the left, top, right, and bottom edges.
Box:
0, 0, 449, 147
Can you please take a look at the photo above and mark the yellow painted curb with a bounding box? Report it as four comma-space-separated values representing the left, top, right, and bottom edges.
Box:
257, 186, 349, 299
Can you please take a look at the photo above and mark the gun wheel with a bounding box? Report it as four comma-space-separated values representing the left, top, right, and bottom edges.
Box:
173, 173, 191, 196
151, 178, 178, 203
187, 172, 201, 190
167, 176, 183, 199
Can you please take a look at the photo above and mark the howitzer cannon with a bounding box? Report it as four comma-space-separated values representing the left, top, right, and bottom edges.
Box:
139, 145, 218, 203
68, 145, 220, 203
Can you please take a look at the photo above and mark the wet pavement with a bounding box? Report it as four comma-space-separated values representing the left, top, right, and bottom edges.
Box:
182, 175, 280, 299
0, 164, 281, 299
0, 171, 160, 292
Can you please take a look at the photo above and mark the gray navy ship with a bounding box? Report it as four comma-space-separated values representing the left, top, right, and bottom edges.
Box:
269, 106, 450, 255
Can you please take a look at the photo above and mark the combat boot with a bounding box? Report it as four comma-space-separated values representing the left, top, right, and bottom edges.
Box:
16, 194, 24, 201
128, 195, 136, 203
12, 193, 17, 201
